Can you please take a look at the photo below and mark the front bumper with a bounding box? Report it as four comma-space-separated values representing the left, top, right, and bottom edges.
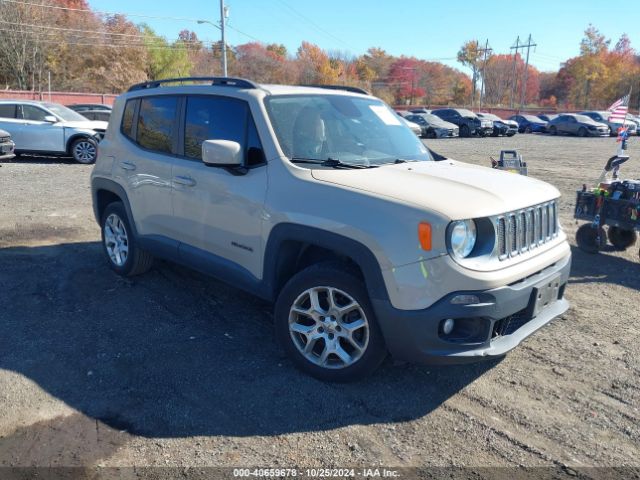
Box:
587, 129, 609, 137
372, 252, 571, 364
0, 140, 16, 160
436, 128, 459, 138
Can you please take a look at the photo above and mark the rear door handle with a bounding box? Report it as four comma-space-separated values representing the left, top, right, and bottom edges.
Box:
173, 176, 197, 187
120, 161, 136, 171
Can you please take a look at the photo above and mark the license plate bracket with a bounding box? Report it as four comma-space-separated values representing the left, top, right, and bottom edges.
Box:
528, 274, 561, 318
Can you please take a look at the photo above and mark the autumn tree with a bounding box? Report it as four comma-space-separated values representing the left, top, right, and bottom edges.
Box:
296, 41, 339, 84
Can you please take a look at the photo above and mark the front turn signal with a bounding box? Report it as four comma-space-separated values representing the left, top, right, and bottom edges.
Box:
418, 222, 432, 251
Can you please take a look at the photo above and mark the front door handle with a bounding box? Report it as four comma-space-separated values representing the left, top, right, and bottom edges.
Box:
173, 176, 197, 187
120, 161, 136, 171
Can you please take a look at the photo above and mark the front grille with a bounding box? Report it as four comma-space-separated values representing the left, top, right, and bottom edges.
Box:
496, 201, 558, 260
492, 309, 531, 338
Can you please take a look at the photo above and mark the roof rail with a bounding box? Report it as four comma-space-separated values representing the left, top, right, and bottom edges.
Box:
128, 77, 258, 92
301, 84, 370, 95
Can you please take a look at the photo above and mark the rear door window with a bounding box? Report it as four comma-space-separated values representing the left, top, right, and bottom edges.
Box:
0, 104, 17, 119
137, 96, 178, 154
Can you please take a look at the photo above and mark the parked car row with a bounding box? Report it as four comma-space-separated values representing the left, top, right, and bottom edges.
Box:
398, 108, 640, 139
0, 100, 108, 163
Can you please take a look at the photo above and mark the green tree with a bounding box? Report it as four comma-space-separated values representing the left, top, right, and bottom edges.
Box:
142, 26, 192, 80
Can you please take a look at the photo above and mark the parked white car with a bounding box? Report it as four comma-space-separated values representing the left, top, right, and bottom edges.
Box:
0, 128, 15, 161
0, 100, 107, 163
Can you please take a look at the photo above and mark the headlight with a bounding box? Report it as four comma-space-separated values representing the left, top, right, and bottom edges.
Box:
450, 220, 477, 258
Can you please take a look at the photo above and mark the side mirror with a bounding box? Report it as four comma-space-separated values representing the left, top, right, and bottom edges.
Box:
202, 140, 242, 167
44, 115, 58, 123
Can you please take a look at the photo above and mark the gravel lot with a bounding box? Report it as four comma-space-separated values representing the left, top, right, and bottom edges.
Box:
0, 135, 638, 477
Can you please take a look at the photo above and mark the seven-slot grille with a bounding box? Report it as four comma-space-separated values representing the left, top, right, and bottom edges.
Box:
496, 201, 558, 260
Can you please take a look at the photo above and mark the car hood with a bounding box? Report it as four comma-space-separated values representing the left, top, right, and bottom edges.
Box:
501, 119, 519, 127
311, 160, 560, 220
59, 120, 108, 130
431, 119, 458, 129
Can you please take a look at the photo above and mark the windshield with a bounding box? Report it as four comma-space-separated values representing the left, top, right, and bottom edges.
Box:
265, 95, 432, 167
456, 109, 476, 118
480, 113, 500, 121
575, 114, 594, 123
44, 103, 89, 122
422, 113, 445, 123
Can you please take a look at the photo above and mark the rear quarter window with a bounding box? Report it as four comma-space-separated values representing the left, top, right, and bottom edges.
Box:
121, 99, 138, 140
0, 104, 17, 119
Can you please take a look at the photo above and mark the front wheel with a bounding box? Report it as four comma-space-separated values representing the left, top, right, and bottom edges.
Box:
524, 126, 532, 134
70, 137, 98, 164
576, 224, 606, 253
578, 127, 588, 137
460, 125, 471, 137
549, 126, 557, 136
275, 263, 387, 382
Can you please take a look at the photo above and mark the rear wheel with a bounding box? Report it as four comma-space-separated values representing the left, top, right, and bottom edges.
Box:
275, 262, 387, 382
608, 226, 637, 251
70, 137, 97, 164
576, 224, 606, 253
101, 202, 153, 276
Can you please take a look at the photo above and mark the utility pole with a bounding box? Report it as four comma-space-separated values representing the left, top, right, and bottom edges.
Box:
220, 0, 228, 77
519, 34, 537, 110
509, 36, 521, 109
470, 40, 479, 109
478, 39, 492, 110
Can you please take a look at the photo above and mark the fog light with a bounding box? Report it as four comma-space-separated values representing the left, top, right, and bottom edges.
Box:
442, 319, 455, 335
451, 294, 480, 305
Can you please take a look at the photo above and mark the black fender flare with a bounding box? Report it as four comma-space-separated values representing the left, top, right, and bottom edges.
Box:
262, 223, 389, 304
91, 177, 138, 237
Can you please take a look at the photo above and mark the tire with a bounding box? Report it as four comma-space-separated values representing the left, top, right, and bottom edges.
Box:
460, 124, 471, 138
578, 127, 588, 138
274, 262, 387, 382
549, 126, 557, 136
507, 132, 516, 137
576, 224, 606, 254
427, 129, 437, 139
70, 137, 98, 164
524, 126, 532, 134
607, 226, 637, 251
100, 202, 153, 276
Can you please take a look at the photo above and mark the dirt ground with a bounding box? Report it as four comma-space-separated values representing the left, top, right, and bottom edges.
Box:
0, 134, 638, 478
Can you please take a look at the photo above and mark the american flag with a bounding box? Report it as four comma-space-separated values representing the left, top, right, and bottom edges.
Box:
607, 92, 630, 122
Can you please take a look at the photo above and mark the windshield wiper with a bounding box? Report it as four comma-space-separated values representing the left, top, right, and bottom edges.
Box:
290, 157, 376, 169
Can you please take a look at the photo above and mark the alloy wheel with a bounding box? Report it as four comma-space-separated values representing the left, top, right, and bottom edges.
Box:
104, 214, 129, 266
73, 140, 97, 163
288, 286, 369, 370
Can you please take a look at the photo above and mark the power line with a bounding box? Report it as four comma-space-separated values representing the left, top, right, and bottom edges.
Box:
0, 28, 223, 51
0, 20, 222, 48
275, 0, 353, 50
0, 0, 265, 43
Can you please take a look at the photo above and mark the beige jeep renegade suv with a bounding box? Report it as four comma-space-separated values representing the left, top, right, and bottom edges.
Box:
91, 77, 571, 382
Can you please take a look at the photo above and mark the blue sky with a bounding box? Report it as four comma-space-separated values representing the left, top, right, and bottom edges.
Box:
88, 0, 638, 73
